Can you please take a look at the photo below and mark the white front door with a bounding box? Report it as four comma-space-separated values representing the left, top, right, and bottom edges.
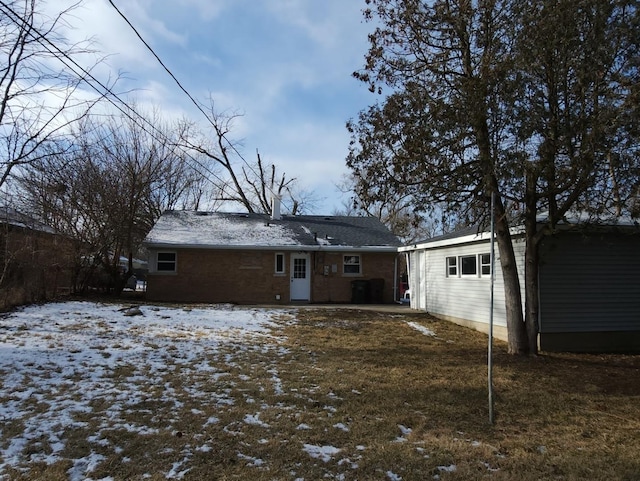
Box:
290, 253, 311, 301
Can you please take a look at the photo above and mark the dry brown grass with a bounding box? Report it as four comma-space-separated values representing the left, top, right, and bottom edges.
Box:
284, 308, 640, 481
2, 306, 639, 480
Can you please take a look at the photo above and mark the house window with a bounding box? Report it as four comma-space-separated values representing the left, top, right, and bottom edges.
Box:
343, 255, 361, 274
157, 252, 176, 272
480, 253, 491, 276
460, 255, 477, 276
275, 253, 285, 274
446, 256, 457, 277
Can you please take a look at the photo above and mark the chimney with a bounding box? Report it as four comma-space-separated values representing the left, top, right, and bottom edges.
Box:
271, 195, 282, 220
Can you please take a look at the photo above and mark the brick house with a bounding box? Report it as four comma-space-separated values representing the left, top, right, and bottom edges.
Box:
1, 206, 74, 310
144, 206, 402, 305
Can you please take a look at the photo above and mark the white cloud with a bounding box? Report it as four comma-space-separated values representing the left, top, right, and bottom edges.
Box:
30, 0, 377, 214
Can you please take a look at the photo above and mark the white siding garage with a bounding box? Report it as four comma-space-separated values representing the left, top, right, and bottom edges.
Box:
400, 228, 526, 342
401, 224, 640, 353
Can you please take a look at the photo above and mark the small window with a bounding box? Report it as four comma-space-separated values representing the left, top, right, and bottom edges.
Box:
446, 256, 457, 277
343, 255, 361, 274
480, 253, 491, 276
275, 253, 285, 274
157, 252, 176, 272
460, 255, 477, 276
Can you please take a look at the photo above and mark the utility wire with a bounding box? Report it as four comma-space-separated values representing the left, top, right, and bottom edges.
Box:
106, 0, 292, 211
107, 0, 215, 128
0, 0, 234, 196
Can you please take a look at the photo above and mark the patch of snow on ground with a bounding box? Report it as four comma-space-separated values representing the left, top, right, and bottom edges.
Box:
0, 301, 283, 478
244, 413, 270, 427
334, 422, 350, 432
387, 470, 402, 481
437, 464, 457, 473
395, 424, 413, 442
303, 443, 341, 463
406, 321, 436, 337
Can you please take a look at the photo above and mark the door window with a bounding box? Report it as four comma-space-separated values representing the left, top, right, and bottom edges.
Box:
293, 258, 306, 278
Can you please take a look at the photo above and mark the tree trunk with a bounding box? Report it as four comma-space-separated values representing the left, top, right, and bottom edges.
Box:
493, 192, 529, 354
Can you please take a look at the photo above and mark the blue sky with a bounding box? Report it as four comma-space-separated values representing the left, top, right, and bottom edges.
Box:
49, 0, 378, 214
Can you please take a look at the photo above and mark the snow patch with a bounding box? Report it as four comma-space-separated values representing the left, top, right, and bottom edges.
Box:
405, 321, 436, 337
303, 444, 341, 463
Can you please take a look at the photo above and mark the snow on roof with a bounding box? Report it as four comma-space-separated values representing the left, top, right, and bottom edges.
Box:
0, 206, 56, 234
144, 211, 401, 251
145, 211, 300, 247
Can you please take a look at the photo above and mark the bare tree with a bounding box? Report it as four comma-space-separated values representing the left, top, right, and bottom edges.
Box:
336, 173, 440, 243
178, 98, 315, 214
0, 0, 110, 189
20, 107, 210, 292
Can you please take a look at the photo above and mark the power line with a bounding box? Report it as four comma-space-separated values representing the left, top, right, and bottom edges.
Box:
106, 0, 292, 211
0, 0, 234, 197
106, 0, 215, 128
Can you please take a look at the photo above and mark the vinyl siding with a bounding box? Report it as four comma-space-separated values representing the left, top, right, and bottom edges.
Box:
538, 232, 640, 333
408, 236, 526, 328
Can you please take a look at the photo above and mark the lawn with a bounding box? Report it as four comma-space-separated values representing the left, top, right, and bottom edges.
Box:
0, 301, 638, 480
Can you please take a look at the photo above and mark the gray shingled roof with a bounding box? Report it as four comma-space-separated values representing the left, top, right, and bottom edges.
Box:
144, 211, 401, 251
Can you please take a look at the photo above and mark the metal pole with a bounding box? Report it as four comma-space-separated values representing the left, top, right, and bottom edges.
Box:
488, 192, 495, 424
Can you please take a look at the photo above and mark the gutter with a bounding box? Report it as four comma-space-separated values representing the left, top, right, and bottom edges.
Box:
399, 226, 525, 252
143, 242, 400, 253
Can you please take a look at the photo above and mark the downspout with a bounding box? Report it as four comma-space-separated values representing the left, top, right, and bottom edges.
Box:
393, 255, 398, 302
405, 252, 411, 308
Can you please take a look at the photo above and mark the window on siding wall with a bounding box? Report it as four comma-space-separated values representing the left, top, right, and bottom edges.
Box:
343, 255, 361, 274
460, 255, 477, 276
480, 253, 491, 276
275, 253, 285, 274
157, 252, 176, 272
446, 256, 457, 277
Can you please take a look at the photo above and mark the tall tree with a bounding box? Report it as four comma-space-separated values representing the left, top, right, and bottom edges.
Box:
349, 0, 640, 354
0, 0, 108, 189
350, 0, 530, 353
510, 0, 640, 351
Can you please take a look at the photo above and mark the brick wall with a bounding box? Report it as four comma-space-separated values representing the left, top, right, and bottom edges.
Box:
1, 225, 75, 311
146, 248, 399, 304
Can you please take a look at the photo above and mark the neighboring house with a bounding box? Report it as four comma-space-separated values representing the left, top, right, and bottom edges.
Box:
0, 206, 74, 310
144, 204, 402, 305
400, 219, 640, 353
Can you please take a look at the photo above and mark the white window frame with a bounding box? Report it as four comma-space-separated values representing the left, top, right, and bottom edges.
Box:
343, 254, 361, 275
446, 256, 457, 277
156, 251, 177, 272
274, 252, 285, 275
479, 253, 491, 277
459, 255, 477, 276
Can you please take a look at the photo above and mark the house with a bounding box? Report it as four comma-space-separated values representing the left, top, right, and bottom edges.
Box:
143, 204, 402, 305
1, 206, 74, 310
400, 219, 640, 353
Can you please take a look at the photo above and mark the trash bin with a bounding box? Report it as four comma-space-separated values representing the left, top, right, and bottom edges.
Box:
351, 279, 370, 304
369, 278, 384, 303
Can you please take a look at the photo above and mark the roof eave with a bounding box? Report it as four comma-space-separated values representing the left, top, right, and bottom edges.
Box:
399, 226, 525, 252
144, 241, 400, 253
